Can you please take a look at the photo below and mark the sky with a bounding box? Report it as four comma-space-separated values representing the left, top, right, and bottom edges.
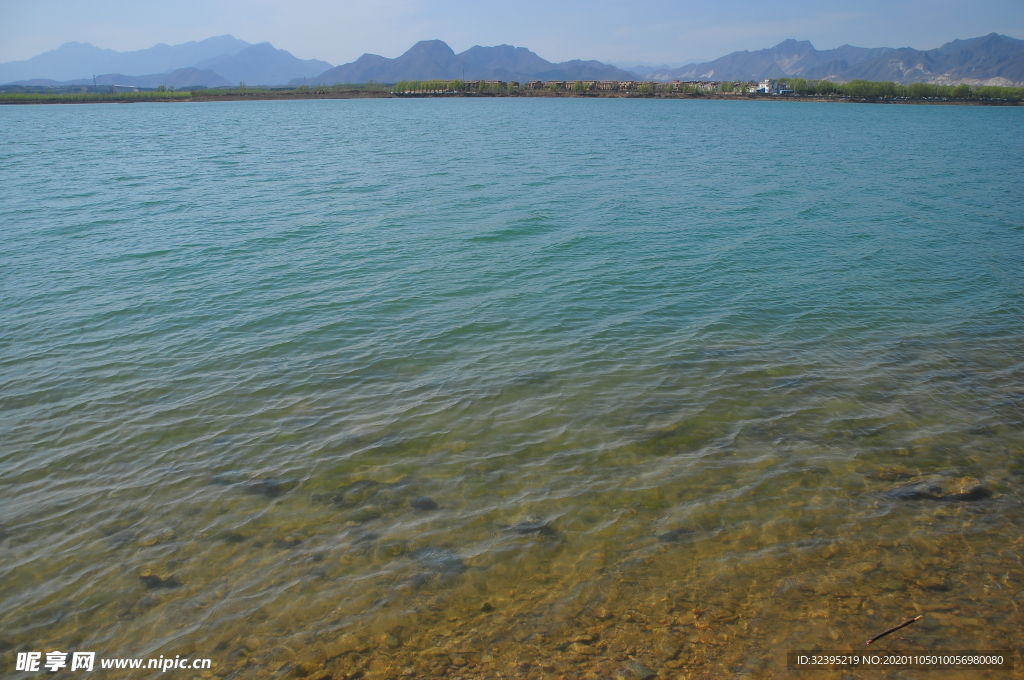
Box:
1, 0, 1022, 66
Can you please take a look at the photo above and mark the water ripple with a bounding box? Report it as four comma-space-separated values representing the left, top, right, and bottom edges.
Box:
1, 99, 1023, 675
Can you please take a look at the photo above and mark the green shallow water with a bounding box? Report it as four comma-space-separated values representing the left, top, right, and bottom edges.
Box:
1, 99, 1023, 679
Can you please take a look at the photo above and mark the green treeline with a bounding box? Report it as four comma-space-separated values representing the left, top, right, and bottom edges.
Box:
392, 80, 461, 93
781, 78, 1024, 101
391, 80, 518, 93
293, 82, 389, 93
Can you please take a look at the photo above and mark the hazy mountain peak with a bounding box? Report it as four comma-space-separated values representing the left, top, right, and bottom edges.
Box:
0, 34, 252, 82
406, 40, 457, 57
457, 44, 553, 73
194, 42, 332, 85
639, 33, 1024, 85
774, 38, 814, 50
303, 40, 635, 85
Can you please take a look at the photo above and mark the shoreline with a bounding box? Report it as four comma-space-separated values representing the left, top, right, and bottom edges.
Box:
3, 90, 1022, 106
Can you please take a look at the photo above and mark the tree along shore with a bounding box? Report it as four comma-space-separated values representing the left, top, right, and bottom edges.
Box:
2, 78, 1022, 105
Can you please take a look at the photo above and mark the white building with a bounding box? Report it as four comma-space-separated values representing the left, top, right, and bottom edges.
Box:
756, 78, 794, 95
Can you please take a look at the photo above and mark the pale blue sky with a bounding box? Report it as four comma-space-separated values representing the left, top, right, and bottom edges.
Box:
1, 0, 1021, 65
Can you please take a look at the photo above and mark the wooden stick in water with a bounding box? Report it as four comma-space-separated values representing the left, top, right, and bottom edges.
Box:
866, 614, 923, 645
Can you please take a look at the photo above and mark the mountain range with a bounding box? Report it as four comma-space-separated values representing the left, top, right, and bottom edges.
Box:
636, 33, 1024, 86
2, 33, 1023, 88
303, 40, 635, 85
0, 36, 250, 84
0, 36, 331, 88
13, 69, 232, 89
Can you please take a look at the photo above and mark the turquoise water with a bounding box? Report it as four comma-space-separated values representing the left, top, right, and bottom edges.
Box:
2, 99, 1023, 679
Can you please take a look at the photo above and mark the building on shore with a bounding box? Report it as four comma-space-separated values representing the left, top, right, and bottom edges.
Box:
455, 78, 776, 94
756, 79, 794, 94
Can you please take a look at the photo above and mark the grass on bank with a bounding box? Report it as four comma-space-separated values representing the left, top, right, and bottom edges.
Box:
0, 81, 390, 103
0, 90, 193, 103
291, 81, 390, 93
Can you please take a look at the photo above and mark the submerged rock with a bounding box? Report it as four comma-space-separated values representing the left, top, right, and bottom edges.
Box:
139, 570, 181, 589
943, 477, 992, 501
658, 527, 695, 543
509, 518, 555, 535
350, 505, 383, 523
884, 481, 944, 501
615, 661, 656, 680
273, 535, 303, 549
868, 464, 915, 481
243, 478, 298, 498
884, 475, 992, 502
916, 576, 951, 591
332, 480, 381, 507
409, 496, 439, 511
220, 530, 248, 543
411, 547, 467, 575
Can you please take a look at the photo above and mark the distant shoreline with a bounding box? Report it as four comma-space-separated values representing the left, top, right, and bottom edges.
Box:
3, 90, 1022, 106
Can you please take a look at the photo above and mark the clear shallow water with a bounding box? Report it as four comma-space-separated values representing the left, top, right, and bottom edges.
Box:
1, 99, 1023, 679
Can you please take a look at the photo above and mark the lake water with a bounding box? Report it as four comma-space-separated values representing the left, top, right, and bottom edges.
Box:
1, 99, 1023, 680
